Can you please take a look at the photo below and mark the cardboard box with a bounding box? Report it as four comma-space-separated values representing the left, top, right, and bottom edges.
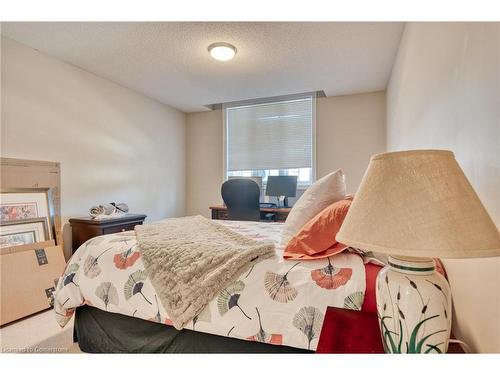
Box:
0, 240, 55, 255
0, 242, 66, 325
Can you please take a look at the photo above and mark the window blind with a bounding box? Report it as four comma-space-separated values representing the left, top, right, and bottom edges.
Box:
226, 97, 313, 172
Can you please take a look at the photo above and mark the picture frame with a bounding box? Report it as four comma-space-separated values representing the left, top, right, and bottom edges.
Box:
0, 217, 49, 248
0, 188, 54, 240
1, 158, 62, 247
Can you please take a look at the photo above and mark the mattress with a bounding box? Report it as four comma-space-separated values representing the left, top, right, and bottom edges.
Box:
55, 220, 367, 351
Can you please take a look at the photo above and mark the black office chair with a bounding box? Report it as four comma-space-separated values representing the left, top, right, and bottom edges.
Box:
221, 179, 275, 222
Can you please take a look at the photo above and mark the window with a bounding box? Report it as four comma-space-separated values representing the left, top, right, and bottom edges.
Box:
224, 95, 315, 187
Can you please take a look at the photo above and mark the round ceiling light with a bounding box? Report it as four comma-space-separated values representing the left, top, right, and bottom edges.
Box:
208, 42, 237, 61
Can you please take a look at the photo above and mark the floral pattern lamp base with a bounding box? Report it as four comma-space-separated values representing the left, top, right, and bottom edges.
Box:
376, 256, 452, 354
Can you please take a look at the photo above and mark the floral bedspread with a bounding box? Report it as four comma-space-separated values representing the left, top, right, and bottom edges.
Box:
54, 220, 366, 351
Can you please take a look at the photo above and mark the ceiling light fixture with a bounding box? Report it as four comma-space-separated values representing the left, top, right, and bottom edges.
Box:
208, 42, 237, 61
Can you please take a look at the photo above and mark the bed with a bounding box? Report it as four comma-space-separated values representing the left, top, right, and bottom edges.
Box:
55, 219, 381, 353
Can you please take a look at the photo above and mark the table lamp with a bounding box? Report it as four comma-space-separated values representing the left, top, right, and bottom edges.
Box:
336, 150, 500, 353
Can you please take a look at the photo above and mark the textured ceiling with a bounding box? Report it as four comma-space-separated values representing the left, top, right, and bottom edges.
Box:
1, 22, 404, 112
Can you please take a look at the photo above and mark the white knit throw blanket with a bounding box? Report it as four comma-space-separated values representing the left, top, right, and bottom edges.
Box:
135, 215, 275, 329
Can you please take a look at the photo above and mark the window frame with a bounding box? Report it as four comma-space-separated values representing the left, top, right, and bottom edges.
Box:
222, 92, 317, 189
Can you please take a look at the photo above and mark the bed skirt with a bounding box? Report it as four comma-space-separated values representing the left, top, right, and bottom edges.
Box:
74, 306, 310, 353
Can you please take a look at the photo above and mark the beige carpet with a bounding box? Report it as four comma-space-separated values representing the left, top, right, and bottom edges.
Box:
0, 309, 81, 353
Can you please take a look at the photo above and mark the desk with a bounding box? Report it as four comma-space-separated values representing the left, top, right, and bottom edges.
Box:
209, 205, 291, 222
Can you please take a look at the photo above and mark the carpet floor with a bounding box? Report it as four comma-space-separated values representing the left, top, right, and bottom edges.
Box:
0, 309, 81, 353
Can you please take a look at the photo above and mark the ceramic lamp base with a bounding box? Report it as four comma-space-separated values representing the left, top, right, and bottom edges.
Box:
376, 256, 452, 353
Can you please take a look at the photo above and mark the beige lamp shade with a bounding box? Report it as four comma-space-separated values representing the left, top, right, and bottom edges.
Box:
336, 150, 500, 258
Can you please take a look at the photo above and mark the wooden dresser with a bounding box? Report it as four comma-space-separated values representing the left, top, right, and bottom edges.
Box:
69, 214, 146, 253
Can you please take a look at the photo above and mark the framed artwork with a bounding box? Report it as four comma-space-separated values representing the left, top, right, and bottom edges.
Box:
1, 158, 61, 247
0, 189, 53, 240
0, 217, 49, 248
0, 202, 39, 221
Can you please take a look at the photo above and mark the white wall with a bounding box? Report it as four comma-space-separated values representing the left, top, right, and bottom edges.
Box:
1, 37, 186, 258
387, 23, 500, 353
186, 92, 386, 217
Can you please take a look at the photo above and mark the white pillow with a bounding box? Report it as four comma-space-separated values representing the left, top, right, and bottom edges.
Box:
280, 169, 346, 246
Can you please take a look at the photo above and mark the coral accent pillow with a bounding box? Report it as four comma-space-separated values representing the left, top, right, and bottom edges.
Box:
284, 196, 353, 260
280, 169, 346, 246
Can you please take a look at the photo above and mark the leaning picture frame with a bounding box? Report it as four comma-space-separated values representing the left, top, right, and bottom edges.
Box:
0, 188, 54, 240
0, 217, 49, 248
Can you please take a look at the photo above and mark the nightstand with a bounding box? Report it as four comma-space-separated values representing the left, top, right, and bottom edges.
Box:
316, 306, 384, 353
69, 214, 146, 253
316, 306, 465, 353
